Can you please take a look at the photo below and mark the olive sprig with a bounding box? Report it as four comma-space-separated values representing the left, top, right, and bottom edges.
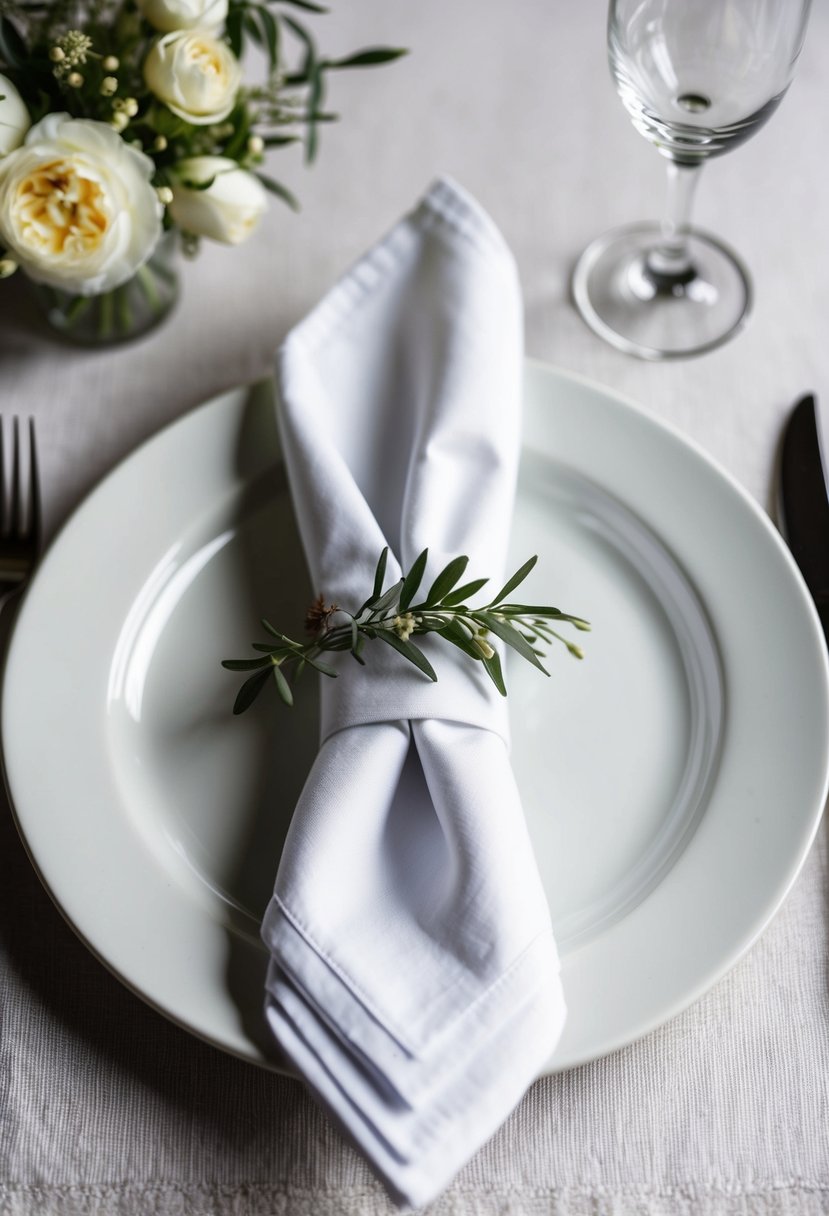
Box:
223, 548, 589, 713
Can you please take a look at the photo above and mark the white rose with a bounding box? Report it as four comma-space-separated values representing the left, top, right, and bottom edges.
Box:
0, 73, 30, 157
136, 0, 228, 33
169, 156, 267, 245
0, 114, 162, 295
144, 30, 241, 126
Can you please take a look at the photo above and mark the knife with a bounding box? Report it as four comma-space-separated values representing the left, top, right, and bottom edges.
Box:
779, 393, 829, 642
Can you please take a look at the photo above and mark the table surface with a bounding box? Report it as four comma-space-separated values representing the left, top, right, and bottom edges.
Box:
2, 4, 828, 1214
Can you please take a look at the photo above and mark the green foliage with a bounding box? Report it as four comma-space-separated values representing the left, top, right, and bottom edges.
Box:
223, 548, 590, 713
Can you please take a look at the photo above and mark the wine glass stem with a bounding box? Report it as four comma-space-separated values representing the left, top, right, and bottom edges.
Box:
646, 161, 702, 286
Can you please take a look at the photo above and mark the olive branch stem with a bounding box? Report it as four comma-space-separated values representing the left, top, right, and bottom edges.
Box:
222, 548, 590, 713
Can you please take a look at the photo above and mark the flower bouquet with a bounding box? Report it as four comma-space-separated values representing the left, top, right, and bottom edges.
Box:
0, 0, 404, 343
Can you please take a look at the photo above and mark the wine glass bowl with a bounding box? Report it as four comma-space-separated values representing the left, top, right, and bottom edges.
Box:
573, 0, 812, 360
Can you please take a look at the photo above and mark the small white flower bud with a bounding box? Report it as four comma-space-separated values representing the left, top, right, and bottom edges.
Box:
156, 185, 174, 205
110, 111, 129, 131
67, 71, 84, 88
49, 46, 65, 62
102, 55, 120, 71
153, 134, 168, 152
100, 76, 118, 96
247, 134, 264, 155
0, 258, 18, 279
123, 97, 139, 117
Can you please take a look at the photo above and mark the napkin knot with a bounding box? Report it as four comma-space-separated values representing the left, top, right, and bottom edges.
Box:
319, 633, 511, 744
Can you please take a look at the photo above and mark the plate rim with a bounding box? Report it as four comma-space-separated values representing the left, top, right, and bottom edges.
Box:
4, 361, 828, 1072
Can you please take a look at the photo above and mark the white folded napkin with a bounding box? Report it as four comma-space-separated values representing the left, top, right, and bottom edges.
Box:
261, 177, 565, 1209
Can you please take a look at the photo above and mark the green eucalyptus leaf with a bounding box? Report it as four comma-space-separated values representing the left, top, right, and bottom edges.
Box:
375, 630, 437, 682
399, 548, 428, 612
233, 666, 271, 714
488, 555, 538, 606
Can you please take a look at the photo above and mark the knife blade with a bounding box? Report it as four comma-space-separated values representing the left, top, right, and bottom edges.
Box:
779, 393, 829, 641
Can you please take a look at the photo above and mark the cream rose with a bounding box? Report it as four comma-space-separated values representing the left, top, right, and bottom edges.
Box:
144, 30, 241, 125
0, 114, 162, 294
136, 0, 228, 33
0, 74, 30, 157
169, 156, 267, 244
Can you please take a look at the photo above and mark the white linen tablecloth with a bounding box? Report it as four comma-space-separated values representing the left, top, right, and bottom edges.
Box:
1, 3, 828, 1213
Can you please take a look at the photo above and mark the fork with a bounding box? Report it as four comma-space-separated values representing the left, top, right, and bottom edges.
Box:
0, 417, 41, 614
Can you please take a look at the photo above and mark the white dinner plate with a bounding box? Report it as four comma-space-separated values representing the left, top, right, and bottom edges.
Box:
4, 362, 828, 1072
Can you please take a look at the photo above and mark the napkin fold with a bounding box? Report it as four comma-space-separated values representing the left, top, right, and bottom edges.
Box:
261, 178, 565, 1208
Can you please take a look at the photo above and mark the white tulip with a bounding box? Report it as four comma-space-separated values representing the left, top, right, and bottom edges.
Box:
169, 156, 267, 245
143, 30, 241, 126
0, 74, 30, 157
136, 0, 228, 32
0, 114, 162, 295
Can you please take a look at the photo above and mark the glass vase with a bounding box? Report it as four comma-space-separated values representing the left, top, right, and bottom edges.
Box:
30, 232, 179, 347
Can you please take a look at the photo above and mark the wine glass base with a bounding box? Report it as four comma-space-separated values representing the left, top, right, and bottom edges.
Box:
572, 222, 753, 361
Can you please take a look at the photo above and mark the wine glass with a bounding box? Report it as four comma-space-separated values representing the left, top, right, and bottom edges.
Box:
572, 0, 812, 361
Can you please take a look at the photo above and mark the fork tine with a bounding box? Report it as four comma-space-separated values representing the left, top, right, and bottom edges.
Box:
28, 417, 40, 549
9, 416, 20, 539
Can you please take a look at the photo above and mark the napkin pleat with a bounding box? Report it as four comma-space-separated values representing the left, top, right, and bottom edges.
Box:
261, 177, 566, 1208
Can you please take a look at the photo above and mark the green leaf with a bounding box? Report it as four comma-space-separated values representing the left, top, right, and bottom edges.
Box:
252, 642, 279, 652
326, 47, 408, 69
303, 653, 338, 677
439, 620, 482, 662
272, 663, 294, 705
399, 548, 428, 613
305, 61, 324, 162
478, 612, 549, 674
226, 4, 244, 56
233, 666, 271, 714
0, 16, 26, 69
243, 11, 263, 44
282, 13, 316, 68
261, 618, 293, 642
496, 604, 563, 617
424, 555, 469, 606
258, 4, 280, 71
256, 173, 300, 210
488, 556, 537, 606
441, 577, 489, 607
221, 656, 273, 671
262, 134, 300, 147
372, 547, 389, 599
367, 578, 404, 615
375, 630, 437, 681
483, 649, 507, 696
271, 0, 328, 10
